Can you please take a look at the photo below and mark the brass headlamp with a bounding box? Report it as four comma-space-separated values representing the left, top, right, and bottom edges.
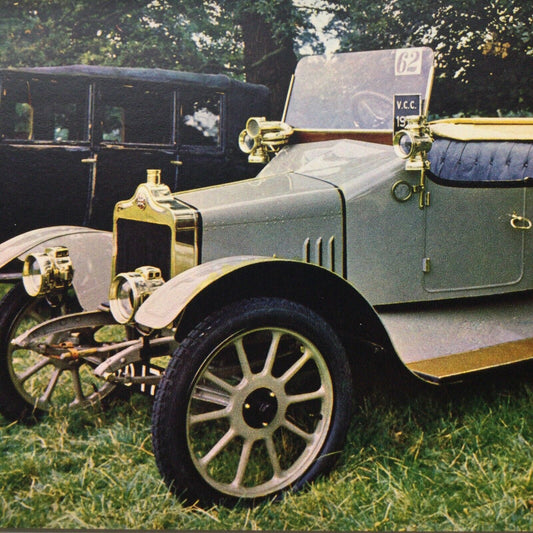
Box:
239, 116, 293, 164
109, 266, 164, 324
22, 246, 73, 298
393, 115, 433, 171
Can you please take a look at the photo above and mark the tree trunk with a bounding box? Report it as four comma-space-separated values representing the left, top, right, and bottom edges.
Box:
239, 11, 297, 120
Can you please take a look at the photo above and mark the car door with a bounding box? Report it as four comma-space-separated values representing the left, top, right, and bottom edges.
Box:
0, 74, 93, 241
88, 80, 179, 230
423, 140, 528, 292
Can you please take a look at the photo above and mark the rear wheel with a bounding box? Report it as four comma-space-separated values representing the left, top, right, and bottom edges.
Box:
0, 283, 118, 421
152, 297, 353, 504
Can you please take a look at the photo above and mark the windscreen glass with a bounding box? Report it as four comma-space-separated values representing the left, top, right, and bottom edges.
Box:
284, 48, 434, 131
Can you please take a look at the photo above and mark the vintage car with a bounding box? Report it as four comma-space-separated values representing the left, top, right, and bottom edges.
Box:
0, 64, 269, 250
0, 47, 532, 505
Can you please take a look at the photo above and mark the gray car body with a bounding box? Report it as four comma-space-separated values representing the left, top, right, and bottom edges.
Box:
1, 129, 532, 381
1, 46, 532, 384
132, 135, 533, 379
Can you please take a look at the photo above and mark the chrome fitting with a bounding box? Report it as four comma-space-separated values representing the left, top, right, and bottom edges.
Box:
109, 266, 164, 324
22, 246, 73, 297
393, 115, 432, 171
238, 116, 293, 164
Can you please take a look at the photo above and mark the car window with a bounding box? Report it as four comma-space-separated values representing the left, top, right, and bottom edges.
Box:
98, 82, 174, 145
180, 92, 221, 147
0, 77, 89, 142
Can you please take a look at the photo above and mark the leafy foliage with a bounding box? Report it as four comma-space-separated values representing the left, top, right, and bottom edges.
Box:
325, 0, 533, 116
0, 1, 324, 117
0, 1, 226, 71
0, 1, 531, 120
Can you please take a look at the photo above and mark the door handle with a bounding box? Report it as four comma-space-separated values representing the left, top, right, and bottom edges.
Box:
170, 160, 183, 166
510, 214, 532, 230
81, 156, 97, 164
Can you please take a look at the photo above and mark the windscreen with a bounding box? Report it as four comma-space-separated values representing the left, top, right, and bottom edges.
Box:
284, 47, 434, 131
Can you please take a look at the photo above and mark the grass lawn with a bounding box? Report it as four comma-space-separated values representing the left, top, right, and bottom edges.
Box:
0, 360, 531, 530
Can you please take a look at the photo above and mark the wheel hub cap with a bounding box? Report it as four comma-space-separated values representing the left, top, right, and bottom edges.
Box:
242, 387, 278, 428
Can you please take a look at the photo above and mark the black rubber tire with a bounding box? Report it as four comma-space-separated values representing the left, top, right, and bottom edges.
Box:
0, 283, 115, 421
152, 297, 353, 505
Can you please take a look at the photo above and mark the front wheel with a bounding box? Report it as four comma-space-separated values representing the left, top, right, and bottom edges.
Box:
152, 297, 353, 504
0, 284, 118, 421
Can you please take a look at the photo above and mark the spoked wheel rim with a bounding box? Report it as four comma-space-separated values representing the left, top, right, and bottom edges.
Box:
7, 297, 117, 413
186, 326, 334, 499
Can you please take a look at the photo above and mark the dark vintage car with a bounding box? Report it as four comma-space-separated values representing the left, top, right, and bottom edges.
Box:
0, 64, 269, 247
0, 47, 531, 505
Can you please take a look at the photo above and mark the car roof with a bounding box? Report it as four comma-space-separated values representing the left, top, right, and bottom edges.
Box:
0, 64, 265, 93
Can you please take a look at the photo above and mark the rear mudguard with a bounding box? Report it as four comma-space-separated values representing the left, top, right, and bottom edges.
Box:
0, 226, 112, 311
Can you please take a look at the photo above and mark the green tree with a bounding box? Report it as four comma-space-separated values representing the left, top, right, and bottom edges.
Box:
0, 0, 325, 118
325, 0, 533, 116
0, 1, 223, 69
223, 0, 322, 118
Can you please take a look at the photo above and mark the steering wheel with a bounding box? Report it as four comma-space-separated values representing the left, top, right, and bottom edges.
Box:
351, 90, 391, 129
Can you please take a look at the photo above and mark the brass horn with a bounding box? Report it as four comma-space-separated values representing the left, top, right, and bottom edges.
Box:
238, 116, 294, 164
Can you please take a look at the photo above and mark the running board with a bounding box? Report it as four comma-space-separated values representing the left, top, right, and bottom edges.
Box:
406, 337, 533, 384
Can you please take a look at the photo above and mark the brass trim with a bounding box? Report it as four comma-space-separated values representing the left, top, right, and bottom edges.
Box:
510, 214, 532, 231
112, 174, 199, 279
406, 337, 533, 381
281, 74, 295, 123
391, 180, 413, 202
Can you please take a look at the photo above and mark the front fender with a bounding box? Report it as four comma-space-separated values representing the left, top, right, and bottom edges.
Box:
135, 255, 272, 329
0, 225, 112, 311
